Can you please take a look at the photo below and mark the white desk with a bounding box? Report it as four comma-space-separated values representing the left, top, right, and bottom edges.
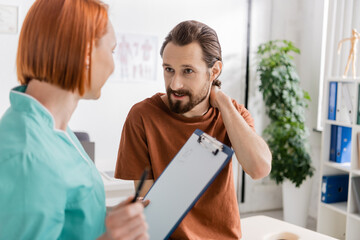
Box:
241, 215, 337, 240
99, 171, 135, 207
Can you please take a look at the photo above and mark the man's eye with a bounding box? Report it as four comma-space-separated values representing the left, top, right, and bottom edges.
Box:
165, 67, 174, 72
184, 69, 193, 74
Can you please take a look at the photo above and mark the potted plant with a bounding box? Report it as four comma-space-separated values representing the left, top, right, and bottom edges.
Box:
256, 40, 315, 227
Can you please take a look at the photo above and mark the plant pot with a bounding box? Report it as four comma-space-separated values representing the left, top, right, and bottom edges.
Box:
282, 177, 312, 227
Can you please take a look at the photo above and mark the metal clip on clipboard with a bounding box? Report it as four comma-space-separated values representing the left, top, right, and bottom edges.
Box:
197, 132, 224, 156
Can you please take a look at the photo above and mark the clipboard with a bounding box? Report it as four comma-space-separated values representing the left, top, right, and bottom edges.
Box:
143, 129, 234, 240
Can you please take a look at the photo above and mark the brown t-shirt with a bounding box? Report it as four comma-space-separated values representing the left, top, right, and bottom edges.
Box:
115, 93, 255, 240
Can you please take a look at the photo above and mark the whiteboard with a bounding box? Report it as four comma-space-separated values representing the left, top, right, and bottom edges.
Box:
143, 129, 233, 240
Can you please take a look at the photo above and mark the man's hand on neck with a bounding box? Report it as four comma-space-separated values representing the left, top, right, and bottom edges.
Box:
209, 85, 232, 111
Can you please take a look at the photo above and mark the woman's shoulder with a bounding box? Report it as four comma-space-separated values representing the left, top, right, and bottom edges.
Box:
0, 110, 60, 168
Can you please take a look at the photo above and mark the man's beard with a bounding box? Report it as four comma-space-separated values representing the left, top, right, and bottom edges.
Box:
166, 81, 210, 114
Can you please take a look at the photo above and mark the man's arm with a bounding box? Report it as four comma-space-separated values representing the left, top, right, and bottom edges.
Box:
210, 86, 272, 180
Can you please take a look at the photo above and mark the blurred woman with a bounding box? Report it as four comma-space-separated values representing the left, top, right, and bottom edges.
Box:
0, 0, 148, 239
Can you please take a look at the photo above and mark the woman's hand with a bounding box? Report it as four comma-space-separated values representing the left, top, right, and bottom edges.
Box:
99, 196, 149, 240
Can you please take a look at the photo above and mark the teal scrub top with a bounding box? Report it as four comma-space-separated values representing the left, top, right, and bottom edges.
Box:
0, 86, 106, 239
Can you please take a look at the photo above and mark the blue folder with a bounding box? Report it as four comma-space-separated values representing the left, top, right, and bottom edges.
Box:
328, 82, 337, 120
329, 125, 337, 162
321, 174, 349, 203
335, 126, 352, 163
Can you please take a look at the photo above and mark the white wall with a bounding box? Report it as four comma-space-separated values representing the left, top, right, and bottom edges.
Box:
0, 1, 33, 114
238, 0, 284, 213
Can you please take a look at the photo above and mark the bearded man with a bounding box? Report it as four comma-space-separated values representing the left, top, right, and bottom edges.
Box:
115, 20, 272, 240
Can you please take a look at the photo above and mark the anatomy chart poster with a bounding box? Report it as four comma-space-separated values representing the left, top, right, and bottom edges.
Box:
112, 33, 158, 83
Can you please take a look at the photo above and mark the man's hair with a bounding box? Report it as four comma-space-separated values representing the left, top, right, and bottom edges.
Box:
17, 0, 108, 96
160, 20, 222, 69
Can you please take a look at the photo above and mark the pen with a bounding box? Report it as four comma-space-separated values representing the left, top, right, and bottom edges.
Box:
131, 167, 149, 203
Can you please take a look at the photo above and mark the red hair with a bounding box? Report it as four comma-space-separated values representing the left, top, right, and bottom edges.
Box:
16, 0, 108, 96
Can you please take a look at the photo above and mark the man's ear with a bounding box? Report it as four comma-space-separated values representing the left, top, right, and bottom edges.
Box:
210, 61, 222, 81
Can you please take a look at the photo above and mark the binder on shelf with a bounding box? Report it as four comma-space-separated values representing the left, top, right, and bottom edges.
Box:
335, 82, 342, 122
329, 125, 352, 163
321, 174, 349, 203
329, 125, 352, 164
328, 81, 337, 120
336, 82, 355, 124
143, 129, 234, 240
357, 132, 360, 169
357, 84, 360, 124
343, 83, 355, 123
329, 125, 337, 162
335, 126, 352, 163
352, 177, 360, 213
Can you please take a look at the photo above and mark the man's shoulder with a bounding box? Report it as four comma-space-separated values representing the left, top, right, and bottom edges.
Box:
129, 92, 165, 114
228, 98, 251, 117
228, 98, 255, 130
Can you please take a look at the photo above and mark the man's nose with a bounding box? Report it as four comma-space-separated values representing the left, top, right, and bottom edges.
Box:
170, 73, 184, 90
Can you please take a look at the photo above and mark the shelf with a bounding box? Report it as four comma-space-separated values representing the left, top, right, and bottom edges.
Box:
349, 213, 360, 222
324, 161, 351, 172
320, 202, 348, 215
352, 169, 360, 176
319, 3, 360, 238
324, 120, 352, 128
352, 124, 360, 130
327, 76, 360, 82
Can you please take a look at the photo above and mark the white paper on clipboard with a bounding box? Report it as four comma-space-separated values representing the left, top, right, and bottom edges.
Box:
143, 129, 234, 240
